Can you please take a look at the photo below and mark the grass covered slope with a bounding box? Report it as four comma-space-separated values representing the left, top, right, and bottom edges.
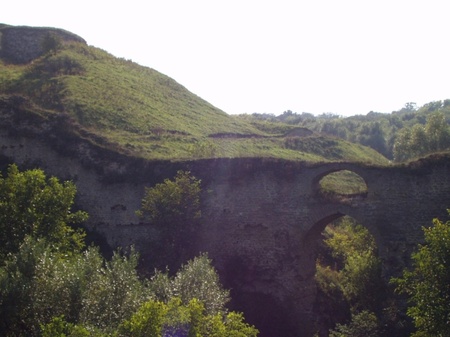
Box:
0, 26, 389, 164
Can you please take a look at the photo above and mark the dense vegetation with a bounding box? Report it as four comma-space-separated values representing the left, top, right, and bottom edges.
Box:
392, 211, 450, 337
0, 30, 388, 164
0, 165, 258, 336
238, 101, 450, 162
314, 213, 450, 337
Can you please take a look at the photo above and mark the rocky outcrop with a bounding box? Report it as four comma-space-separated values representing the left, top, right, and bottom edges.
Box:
0, 24, 86, 63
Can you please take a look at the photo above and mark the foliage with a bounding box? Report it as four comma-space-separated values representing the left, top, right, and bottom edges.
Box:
137, 170, 201, 225
329, 310, 379, 337
241, 100, 450, 161
0, 164, 88, 262
41, 316, 96, 337
391, 211, 450, 337
173, 253, 229, 315
137, 170, 202, 269
316, 217, 382, 311
393, 112, 450, 161
120, 297, 258, 337
0, 238, 150, 336
314, 217, 386, 335
0, 165, 256, 336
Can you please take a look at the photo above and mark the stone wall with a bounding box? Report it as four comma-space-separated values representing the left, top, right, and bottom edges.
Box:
0, 24, 86, 63
1, 98, 450, 336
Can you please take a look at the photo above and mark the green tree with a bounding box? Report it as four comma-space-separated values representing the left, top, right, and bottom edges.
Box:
0, 238, 150, 336
409, 124, 428, 158
0, 164, 88, 261
316, 217, 382, 311
393, 128, 413, 161
425, 111, 450, 152
329, 310, 379, 337
120, 297, 258, 337
149, 253, 230, 315
392, 211, 450, 337
393, 111, 450, 161
137, 170, 202, 269
137, 170, 201, 224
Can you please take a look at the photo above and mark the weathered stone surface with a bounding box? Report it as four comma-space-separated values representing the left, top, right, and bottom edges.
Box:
1, 97, 450, 337
0, 24, 86, 63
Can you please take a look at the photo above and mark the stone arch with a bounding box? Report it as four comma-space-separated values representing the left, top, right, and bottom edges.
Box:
305, 209, 383, 263
312, 168, 369, 202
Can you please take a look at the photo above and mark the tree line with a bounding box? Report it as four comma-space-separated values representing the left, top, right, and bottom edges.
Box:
238, 100, 450, 161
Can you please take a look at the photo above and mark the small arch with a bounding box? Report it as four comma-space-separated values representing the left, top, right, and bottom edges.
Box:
314, 170, 368, 203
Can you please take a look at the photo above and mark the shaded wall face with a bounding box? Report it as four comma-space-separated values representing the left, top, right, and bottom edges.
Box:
0, 26, 86, 64
195, 169, 325, 337
2, 126, 450, 336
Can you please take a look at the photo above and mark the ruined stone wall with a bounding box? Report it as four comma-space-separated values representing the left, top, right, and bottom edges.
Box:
1, 105, 449, 336
0, 24, 86, 63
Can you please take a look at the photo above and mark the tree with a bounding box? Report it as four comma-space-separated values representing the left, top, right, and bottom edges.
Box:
315, 217, 384, 335
137, 170, 202, 269
425, 111, 449, 152
0, 164, 88, 262
0, 238, 150, 336
137, 170, 201, 225
120, 298, 258, 337
329, 310, 379, 337
316, 217, 382, 311
149, 253, 230, 315
392, 211, 450, 337
393, 112, 450, 161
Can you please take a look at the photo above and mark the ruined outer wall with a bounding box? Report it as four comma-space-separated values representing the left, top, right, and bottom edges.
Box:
187, 158, 450, 336
0, 24, 86, 63
1, 102, 449, 336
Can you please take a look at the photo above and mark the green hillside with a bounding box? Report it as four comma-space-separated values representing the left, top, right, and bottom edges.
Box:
0, 25, 388, 164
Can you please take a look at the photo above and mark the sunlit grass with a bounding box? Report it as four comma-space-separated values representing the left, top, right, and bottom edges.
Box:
0, 41, 390, 165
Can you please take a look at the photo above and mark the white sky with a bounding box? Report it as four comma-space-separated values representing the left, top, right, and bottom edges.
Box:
2, 1, 449, 116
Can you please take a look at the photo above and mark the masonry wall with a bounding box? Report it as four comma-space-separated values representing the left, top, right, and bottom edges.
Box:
1, 107, 449, 336
0, 24, 86, 63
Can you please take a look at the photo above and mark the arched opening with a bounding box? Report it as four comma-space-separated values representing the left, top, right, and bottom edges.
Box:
316, 170, 368, 203
311, 215, 401, 337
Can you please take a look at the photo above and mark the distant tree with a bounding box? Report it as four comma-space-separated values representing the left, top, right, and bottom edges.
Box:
425, 111, 449, 151
402, 102, 417, 113
409, 124, 428, 158
393, 111, 450, 161
391, 211, 450, 337
0, 164, 87, 261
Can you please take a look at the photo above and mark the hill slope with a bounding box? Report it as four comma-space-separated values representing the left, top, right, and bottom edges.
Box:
0, 24, 388, 164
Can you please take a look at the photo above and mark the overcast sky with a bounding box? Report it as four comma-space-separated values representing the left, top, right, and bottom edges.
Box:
2, 1, 449, 116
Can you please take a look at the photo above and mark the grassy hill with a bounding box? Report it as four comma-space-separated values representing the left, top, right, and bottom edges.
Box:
0, 25, 388, 165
